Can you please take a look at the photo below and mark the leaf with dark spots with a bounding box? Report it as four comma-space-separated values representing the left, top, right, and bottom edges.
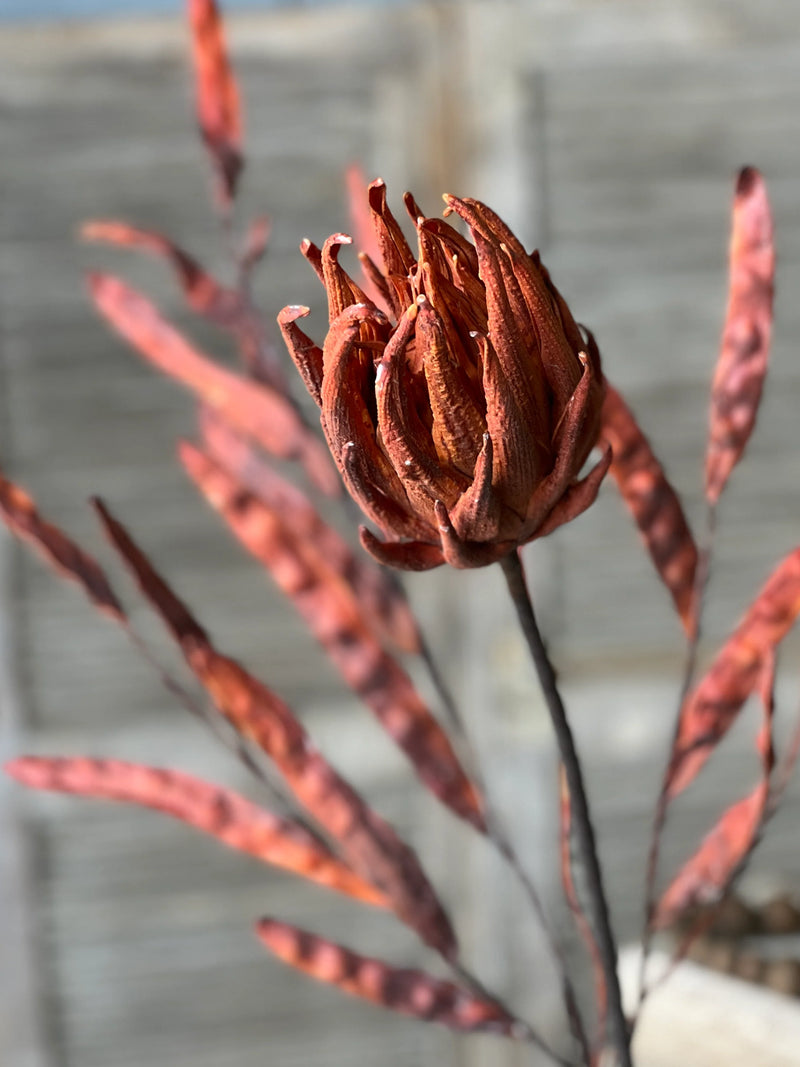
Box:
6, 757, 387, 907
600, 384, 698, 634
88, 273, 339, 495
180, 442, 486, 832
92, 499, 458, 958
706, 167, 774, 505
655, 654, 776, 928
256, 920, 524, 1037
668, 547, 800, 797
187, 0, 243, 206
0, 471, 124, 621
199, 409, 421, 655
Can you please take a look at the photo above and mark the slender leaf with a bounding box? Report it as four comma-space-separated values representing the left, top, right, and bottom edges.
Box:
668, 547, 800, 797
180, 440, 486, 831
93, 499, 458, 958
706, 167, 775, 505
0, 470, 124, 620
256, 919, 523, 1037
6, 756, 387, 907
88, 273, 339, 495
187, 0, 243, 205
600, 384, 698, 633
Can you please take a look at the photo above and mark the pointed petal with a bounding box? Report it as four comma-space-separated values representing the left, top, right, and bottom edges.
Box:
300, 238, 325, 283
375, 304, 467, 521
416, 297, 486, 476
321, 232, 373, 322
520, 352, 599, 539
479, 334, 548, 522
277, 305, 324, 406
434, 501, 516, 569
449, 433, 505, 543
359, 527, 445, 571
367, 178, 415, 315
321, 306, 421, 539
526, 446, 611, 541
446, 196, 582, 412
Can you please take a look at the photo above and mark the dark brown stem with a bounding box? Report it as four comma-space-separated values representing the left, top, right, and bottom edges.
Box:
500, 550, 633, 1067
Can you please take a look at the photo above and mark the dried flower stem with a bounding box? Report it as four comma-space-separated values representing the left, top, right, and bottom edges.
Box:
637, 503, 717, 1010
500, 550, 632, 1067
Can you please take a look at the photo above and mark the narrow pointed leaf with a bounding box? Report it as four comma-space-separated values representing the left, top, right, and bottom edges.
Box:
706, 168, 775, 505
180, 442, 486, 832
601, 384, 698, 633
6, 756, 387, 907
655, 655, 776, 927
0, 470, 124, 620
668, 547, 800, 797
88, 273, 339, 496
187, 0, 243, 205
93, 500, 457, 958
199, 409, 421, 654
256, 919, 523, 1037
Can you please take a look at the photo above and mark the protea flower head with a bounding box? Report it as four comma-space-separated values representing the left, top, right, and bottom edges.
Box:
279, 180, 610, 570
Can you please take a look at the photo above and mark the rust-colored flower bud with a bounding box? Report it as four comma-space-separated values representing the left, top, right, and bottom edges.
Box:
280, 181, 609, 569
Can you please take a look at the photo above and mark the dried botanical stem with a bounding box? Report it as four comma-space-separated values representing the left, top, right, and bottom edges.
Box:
418, 612, 589, 1059
500, 550, 632, 1067
636, 503, 717, 1010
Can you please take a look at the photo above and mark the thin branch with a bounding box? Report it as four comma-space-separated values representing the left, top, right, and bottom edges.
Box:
500, 550, 632, 1067
636, 502, 717, 1013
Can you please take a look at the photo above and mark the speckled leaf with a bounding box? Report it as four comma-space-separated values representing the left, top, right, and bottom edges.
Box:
180, 441, 485, 832
92, 499, 457, 958
187, 0, 243, 205
668, 547, 800, 797
0, 470, 124, 621
199, 408, 421, 655
88, 273, 338, 495
655, 654, 776, 927
256, 919, 523, 1036
706, 168, 775, 506
601, 384, 698, 633
6, 756, 387, 907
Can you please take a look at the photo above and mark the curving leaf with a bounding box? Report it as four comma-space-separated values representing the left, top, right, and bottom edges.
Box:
180, 440, 486, 832
600, 384, 698, 633
92, 499, 457, 959
0, 470, 124, 621
88, 273, 339, 496
6, 756, 387, 908
668, 547, 800, 797
198, 408, 421, 654
187, 0, 243, 206
654, 654, 775, 928
706, 167, 775, 505
256, 919, 524, 1037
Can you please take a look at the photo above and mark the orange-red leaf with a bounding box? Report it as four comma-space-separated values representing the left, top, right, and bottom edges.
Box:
82, 221, 241, 323
93, 499, 457, 958
187, 0, 243, 206
256, 919, 523, 1037
668, 547, 800, 797
88, 273, 339, 496
655, 655, 776, 927
6, 756, 386, 908
706, 167, 775, 505
180, 441, 485, 832
0, 471, 124, 621
600, 384, 698, 633
83, 223, 287, 391
199, 408, 421, 654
